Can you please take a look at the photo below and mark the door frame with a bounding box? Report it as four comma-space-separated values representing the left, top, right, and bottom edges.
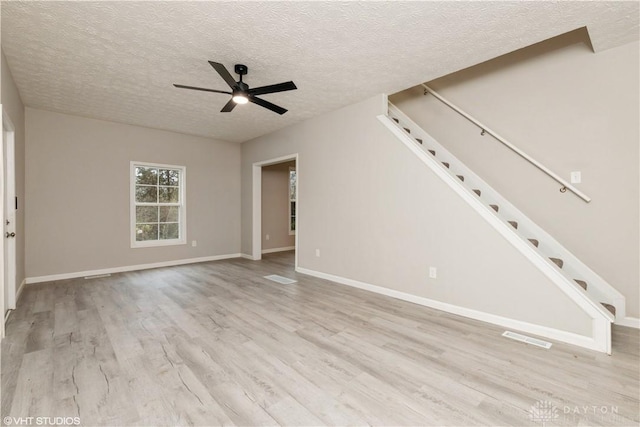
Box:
2, 107, 17, 336
252, 153, 299, 268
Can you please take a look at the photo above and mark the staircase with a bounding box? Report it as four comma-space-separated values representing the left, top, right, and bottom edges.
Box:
377, 101, 625, 354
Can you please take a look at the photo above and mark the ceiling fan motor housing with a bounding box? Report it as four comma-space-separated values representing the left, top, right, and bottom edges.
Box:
234, 64, 248, 76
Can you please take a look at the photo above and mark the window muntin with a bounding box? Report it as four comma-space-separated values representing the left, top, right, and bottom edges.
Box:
131, 162, 186, 247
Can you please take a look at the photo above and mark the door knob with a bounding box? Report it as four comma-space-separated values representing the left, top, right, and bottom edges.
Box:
5, 232, 15, 238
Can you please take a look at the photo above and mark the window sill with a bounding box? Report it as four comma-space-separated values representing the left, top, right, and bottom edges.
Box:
131, 239, 186, 249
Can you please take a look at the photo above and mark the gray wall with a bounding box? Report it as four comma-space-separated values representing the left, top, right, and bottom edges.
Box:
241, 95, 592, 336
1, 50, 26, 290
262, 161, 296, 251
25, 108, 241, 278
390, 32, 639, 317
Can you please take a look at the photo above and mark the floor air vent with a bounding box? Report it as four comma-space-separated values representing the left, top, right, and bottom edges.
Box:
84, 273, 112, 279
263, 275, 297, 285
502, 331, 552, 349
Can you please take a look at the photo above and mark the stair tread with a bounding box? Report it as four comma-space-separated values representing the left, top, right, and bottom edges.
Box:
442, 162, 450, 169
404, 127, 411, 133
574, 279, 587, 290
549, 257, 564, 269
490, 204, 499, 212
601, 303, 616, 316
528, 238, 539, 247
508, 220, 518, 229
415, 138, 423, 144
392, 117, 399, 123
457, 175, 464, 182
428, 150, 436, 156
473, 189, 481, 196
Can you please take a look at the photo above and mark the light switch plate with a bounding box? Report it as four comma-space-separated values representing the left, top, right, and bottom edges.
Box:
570, 171, 581, 184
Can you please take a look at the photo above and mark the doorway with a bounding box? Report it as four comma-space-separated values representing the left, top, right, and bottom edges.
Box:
252, 154, 298, 269
2, 108, 17, 336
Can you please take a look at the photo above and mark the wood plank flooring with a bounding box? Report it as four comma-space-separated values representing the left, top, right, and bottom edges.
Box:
2, 251, 639, 426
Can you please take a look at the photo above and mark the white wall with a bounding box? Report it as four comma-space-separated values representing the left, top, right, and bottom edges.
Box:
1, 50, 26, 290
25, 108, 241, 278
241, 95, 593, 337
262, 161, 295, 251
390, 31, 639, 318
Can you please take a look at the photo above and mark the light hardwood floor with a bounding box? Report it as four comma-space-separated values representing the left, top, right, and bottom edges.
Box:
2, 251, 639, 426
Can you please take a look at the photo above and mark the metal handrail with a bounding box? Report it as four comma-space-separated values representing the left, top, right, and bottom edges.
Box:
421, 84, 591, 203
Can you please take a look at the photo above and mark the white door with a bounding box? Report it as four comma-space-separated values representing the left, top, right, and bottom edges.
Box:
2, 108, 16, 335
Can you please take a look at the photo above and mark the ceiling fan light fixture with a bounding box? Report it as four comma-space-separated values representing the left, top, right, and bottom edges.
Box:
175, 61, 296, 114
232, 92, 249, 104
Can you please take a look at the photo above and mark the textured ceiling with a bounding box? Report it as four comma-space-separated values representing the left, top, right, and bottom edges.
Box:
1, 1, 638, 143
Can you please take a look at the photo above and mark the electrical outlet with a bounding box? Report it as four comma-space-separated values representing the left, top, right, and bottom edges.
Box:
266, 234, 270, 241
429, 267, 437, 279
570, 171, 581, 184
315, 249, 320, 257
191, 240, 197, 247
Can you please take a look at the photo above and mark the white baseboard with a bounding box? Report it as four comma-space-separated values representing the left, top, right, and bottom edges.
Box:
25, 253, 242, 284
241, 253, 256, 260
16, 279, 26, 303
296, 266, 604, 352
616, 316, 640, 329
261, 246, 295, 254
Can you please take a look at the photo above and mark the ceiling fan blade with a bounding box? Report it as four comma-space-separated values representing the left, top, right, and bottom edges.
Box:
248, 81, 297, 96
209, 61, 237, 89
249, 96, 287, 115
220, 98, 237, 113
173, 84, 231, 95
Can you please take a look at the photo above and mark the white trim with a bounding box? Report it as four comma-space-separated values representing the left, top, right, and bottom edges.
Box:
616, 317, 640, 329
261, 246, 295, 254
297, 266, 607, 352
6, 279, 26, 330
25, 253, 241, 284
386, 104, 625, 320
0, 105, 5, 338
2, 110, 16, 311
130, 161, 187, 248
252, 163, 262, 260
252, 154, 299, 269
16, 279, 25, 303
378, 115, 614, 323
288, 166, 296, 235
240, 253, 256, 260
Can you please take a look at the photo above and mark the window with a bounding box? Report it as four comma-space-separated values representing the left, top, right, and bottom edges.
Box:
130, 162, 186, 247
289, 167, 296, 235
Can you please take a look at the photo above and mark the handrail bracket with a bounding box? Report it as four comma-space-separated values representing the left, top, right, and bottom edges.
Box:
420, 84, 591, 203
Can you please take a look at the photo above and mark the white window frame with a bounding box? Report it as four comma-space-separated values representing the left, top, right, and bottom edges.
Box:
288, 166, 296, 235
130, 161, 187, 248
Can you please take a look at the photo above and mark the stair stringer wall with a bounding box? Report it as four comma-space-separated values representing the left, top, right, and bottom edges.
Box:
378, 111, 612, 351
241, 95, 607, 353
386, 102, 624, 321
